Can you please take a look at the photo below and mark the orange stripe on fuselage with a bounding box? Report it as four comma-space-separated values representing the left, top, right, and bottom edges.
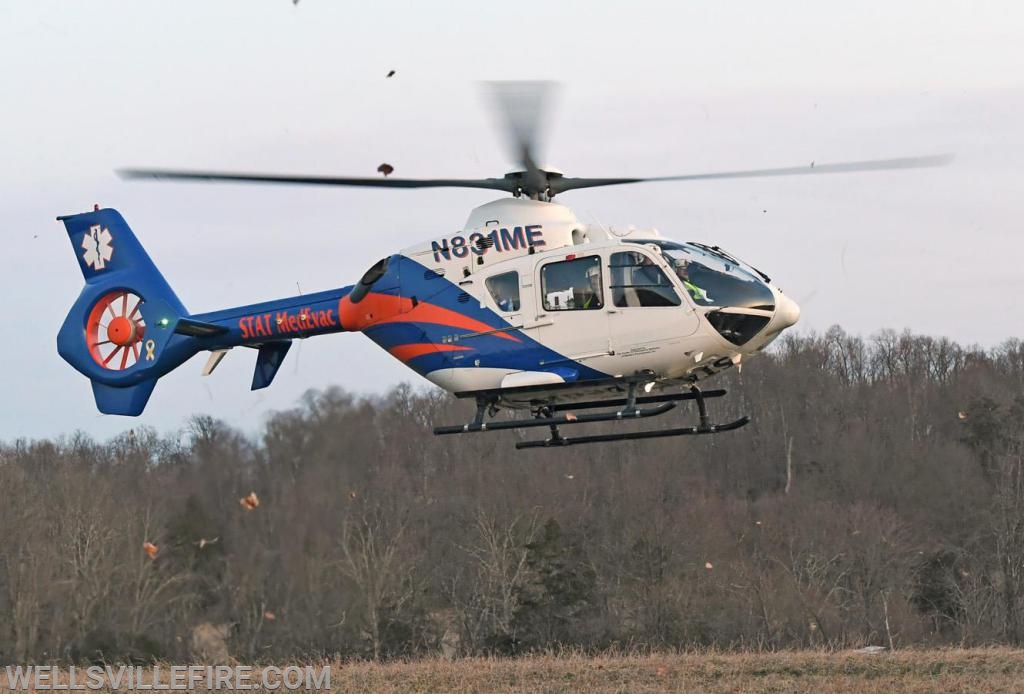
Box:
338, 293, 410, 331
384, 302, 522, 342
388, 343, 472, 363
338, 293, 521, 342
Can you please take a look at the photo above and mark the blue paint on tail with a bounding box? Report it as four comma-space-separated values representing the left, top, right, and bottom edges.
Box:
57, 207, 357, 416
57, 208, 196, 414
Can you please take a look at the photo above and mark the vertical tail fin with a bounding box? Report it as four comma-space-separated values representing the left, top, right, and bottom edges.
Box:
57, 208, 195, 415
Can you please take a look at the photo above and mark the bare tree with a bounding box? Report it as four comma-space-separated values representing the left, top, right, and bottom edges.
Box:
454, 509, 541, 650
338, 507, 414, 660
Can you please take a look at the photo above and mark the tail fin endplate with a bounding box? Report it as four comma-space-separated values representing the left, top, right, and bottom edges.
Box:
57, 208, 193, 415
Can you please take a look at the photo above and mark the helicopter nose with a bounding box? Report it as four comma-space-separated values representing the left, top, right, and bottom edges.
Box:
775, 293, 800, 328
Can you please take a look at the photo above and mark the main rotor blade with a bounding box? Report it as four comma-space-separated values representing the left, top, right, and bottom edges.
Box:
550, 153, 954, 194
485, 81, 558, 193
118, 169, 516, 192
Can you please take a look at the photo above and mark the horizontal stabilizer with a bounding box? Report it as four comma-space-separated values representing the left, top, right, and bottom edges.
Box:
252, 341, 292, 391
202, 349, 231, 376
175, 318, 229, 337
91, 379, 158, 416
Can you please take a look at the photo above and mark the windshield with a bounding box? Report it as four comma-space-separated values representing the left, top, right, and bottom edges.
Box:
626, 240, 775, 310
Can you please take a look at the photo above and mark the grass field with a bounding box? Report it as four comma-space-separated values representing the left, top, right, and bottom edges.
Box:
329, 649, 1024, 693
8, 651, 1024, 694
5, 649, 1024, 692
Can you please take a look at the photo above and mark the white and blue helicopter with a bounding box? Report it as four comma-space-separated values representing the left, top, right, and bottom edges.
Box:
58, 83, 949, 448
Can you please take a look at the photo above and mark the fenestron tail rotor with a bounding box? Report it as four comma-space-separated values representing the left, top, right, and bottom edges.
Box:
87, 290, 146, 371
119, 82, 952, 200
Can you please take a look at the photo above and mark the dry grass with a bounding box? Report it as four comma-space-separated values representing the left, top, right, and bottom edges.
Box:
329, 649, 1024, 693
5, 649, 1024, 693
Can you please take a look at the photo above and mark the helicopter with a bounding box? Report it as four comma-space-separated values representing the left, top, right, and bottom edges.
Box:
56, 83, 950, 448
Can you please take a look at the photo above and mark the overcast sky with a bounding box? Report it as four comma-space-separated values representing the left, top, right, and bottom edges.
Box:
3, 1, 1022, 440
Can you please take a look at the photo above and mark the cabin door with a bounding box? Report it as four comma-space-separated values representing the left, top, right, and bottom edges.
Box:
524, 253, 611, 371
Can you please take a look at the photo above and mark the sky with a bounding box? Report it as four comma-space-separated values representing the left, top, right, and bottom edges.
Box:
3, 1, 1023, 441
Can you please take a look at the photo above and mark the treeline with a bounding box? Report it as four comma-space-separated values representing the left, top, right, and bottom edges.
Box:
4, 327, 1024, 663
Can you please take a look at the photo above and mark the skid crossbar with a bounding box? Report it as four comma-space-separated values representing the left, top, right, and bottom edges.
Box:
515, 415, 750, 449
432, 384, 750, 450
434, 402, 676, 435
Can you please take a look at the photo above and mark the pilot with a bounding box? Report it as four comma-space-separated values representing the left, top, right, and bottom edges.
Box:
675, 261, 713, 303
573, 265, 602, 309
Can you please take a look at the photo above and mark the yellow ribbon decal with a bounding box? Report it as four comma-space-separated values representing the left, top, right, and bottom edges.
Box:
144, 339, 156, 361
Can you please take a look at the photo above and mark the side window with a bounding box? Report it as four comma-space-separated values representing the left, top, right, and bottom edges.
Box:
485, 271, 520, 312
610, 251, 681, 307
541, 256, 603, 311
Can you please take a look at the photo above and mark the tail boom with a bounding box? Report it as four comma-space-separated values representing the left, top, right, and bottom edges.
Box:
57, 206, 356, 415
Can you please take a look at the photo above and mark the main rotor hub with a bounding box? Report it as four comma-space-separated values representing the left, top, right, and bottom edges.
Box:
504, 167, 564, 201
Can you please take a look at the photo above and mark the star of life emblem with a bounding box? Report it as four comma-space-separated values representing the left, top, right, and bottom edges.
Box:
81, 224, 114, 271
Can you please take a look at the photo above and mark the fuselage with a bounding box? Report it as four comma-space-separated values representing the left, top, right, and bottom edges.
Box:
57, 201, 799, 416
335, 197, 800, 407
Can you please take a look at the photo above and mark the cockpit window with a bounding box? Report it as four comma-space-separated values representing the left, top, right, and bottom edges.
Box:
626, 240, 775, 311
609, 251, 680, 307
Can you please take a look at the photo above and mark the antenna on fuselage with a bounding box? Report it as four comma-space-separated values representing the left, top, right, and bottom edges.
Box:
587, 210, 611, 238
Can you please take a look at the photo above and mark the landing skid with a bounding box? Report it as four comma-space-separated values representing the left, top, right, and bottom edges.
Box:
433, 384, 750, 449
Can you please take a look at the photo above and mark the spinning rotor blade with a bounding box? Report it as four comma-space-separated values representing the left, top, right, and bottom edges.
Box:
484, 81, 558, 194
549, 154, 954, 194
118, 169, 516, 193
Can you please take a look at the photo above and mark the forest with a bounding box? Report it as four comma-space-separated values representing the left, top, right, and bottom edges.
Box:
3, 327, 1024, 664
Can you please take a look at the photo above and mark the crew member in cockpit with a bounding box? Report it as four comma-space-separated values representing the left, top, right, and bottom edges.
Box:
573, 265, 602, 309
675, 261, 713, 304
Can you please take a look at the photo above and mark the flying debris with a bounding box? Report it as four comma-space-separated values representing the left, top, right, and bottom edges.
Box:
376, 163, 394, 177
143, 541, 159, 560
240, 492, 260, 510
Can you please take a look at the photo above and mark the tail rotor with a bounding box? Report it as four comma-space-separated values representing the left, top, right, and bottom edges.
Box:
87, 290, 147, 371
57, 207, 195, 415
